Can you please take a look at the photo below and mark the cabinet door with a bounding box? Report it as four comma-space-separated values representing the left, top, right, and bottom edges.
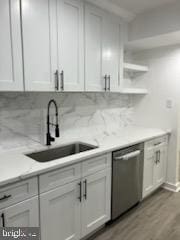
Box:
40, 181, 81, 240
81, 169, 111, 237
102, 17, 121, 92
57, 0, 84, 91
143, 146, 155, 198
0, 197, 39, 227
0, 0, 23, 91
154, 145, 167, 188
85, 4, 105, 92
21, 0, 58, 91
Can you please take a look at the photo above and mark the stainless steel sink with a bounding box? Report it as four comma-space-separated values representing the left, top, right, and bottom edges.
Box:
26, 142, 97, 163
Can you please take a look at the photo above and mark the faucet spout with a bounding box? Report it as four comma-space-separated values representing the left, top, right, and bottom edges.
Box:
46, 99, 60, 146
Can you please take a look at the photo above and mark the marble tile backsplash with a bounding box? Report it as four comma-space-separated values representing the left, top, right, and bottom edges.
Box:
0, 92, 134, 151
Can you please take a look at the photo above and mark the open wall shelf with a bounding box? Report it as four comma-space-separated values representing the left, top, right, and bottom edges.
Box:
120, 88, 148, 94
125, 30, 180, 52
122, 61, 149, 94
124, 63, 149, 72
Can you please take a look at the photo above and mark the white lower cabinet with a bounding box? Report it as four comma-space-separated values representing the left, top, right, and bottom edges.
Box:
40, 154, 112, 240
81, 169, 111, 237
0, 197, 39, 227
40, 181, 81, 240
143, 146, 154, 196
154, 143, 167, 188
143, 136, 168, 198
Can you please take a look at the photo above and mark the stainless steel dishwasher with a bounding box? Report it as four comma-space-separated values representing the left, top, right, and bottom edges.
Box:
111, 143, 144, 220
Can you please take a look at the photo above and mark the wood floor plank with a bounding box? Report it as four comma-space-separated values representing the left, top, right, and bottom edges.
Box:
90, 189, 179, 240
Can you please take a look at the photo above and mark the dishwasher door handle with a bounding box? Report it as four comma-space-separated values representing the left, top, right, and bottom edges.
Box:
114, 150, 141, 161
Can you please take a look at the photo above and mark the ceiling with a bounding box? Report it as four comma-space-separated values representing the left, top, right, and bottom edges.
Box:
109, 0, 175, 14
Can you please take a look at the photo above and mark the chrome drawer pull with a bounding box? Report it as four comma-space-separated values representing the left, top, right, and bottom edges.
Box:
0, 195, 12, 202
78, 182, 82, 202
104, 75, 107, 91
114, 150, 141, 161
154, 142, 162, 146
1, 213, 5, 227
83, 180, 87, 200
60, 70, 64, 91
108, 75, 111, 91
55, 70, 59, 91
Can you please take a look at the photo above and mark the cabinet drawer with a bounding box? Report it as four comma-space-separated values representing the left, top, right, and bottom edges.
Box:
0, 177, 38, 210
145, 135, 168, 149
82, 153, 111, 177
39, 163, 81, 193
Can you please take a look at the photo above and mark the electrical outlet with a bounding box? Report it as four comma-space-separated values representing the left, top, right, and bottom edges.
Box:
166, 99, 173, 109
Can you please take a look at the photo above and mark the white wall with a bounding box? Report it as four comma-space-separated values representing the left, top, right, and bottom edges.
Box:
129, 0, 180, 41
132, 45, 180, 184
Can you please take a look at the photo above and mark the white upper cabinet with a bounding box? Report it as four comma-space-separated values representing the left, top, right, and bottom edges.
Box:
85, 4, 121, 92
1, 0, 122, 92
57, 0, 84, 91
0, 0, 24, 91
21, 0, 58, 91
85, 5, 104, 91
22, 0, 84, 92
102, 16, 121, 92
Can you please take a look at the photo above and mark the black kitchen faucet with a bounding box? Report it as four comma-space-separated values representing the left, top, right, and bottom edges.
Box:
46, 99, 60, 146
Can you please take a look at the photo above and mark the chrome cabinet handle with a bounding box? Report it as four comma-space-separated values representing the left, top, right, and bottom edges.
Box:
83, 180, 87, 200
158, 150, 161, 163
154, 142, 162, 146
0, 194, 11, 202
55, 70, 59, 91
108, 75, 111, 91
60, 71, 64, 91
155, 150, 161, 164
78, 182, 82, 202
114, 150, 141, 161
104, 75, 107, 91
155, 151, 158, 164
1, 213, 5, 227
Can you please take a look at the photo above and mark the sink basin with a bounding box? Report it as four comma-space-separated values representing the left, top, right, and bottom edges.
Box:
26, 142, 98, 163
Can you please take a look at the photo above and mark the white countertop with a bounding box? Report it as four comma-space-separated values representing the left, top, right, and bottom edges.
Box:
0, 126, 170, 187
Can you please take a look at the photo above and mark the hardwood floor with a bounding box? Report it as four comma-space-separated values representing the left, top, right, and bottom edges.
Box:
90, 189, 180, 240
